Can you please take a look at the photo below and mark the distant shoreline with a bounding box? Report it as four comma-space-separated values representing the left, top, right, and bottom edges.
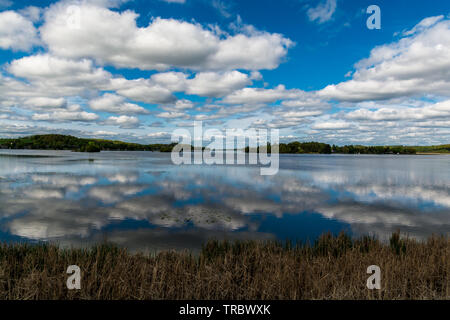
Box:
416, 152, 449, 155
1, 134, 449, 155
1, 149, 448, 156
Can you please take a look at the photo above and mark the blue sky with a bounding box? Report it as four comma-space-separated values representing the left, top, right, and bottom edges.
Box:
0, 0, 449, 145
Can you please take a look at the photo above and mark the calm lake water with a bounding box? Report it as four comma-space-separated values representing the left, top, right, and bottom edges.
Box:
0, 150, 449, 252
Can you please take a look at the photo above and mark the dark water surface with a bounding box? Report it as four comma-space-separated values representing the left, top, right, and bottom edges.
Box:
0, 150, 449, 252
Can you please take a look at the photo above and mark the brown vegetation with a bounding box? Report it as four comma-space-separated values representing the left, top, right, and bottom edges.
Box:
0, 232, 449, 300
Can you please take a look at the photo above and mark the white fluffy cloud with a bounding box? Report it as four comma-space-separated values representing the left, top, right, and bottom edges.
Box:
32, 105, 99, 122
274, 110, 324, 119
185, 71, 251, 97
8, 54, 112, 96
19, 6, 43, 22
105, 115, 140, 128
162, 99, 194, 111
319, 17, 450, 102
290, 16, 450, 145
311, 121, 351, 130
151, 70, 252, 97
32, 111, 98, 122
345, 100, 450, 122
110, 78, 175, 104
0, 10, 39, 51
40, 3, 293, 71
149, 72, 187, 92
147, 131, 171, 138
89, 93, 148, 114
24, 97, 66, 109
222, 85, 302, 105
156, 111, 189, 119
1, 0, 450, 146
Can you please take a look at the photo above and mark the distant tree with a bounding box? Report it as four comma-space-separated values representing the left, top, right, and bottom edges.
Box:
83, 142, 101, 153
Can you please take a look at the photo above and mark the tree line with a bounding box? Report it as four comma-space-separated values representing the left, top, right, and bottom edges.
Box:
246, 142, 417, 154
0, 134, 176, 153
2, 134, 448, 154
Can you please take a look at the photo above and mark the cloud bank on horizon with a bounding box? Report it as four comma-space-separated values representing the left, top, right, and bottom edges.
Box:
0, 0, 449, 145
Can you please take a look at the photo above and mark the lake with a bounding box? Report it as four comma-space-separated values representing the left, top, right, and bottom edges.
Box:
0, 150, 449, 252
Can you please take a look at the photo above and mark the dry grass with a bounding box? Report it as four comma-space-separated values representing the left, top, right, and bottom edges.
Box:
0, 232, 449, 300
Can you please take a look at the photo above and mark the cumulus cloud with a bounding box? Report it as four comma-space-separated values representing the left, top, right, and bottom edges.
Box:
24, 97, 67, 109
311, 121, 351, 130
156, 111, 189, 119
105, 115, 140, 128
281, 96, 329, 109
32, 104, 99, 122
40, 3, 293, 71
147, 132, 172, 138
149, 72, 187, 92
32, 110, 99, 122
274, 110, 324, 119
1, 1, 450, 147
318, 18, 450, 102
222, 85, 302, 105
89, 93, 149, 114
289, 16, 450, 144
8, 54, 113, 96
0, 10, 39, 51
110, 78, 175, 104
345, 100, 450, 122
19, 6, 43, 22
185, 71, 251, 97
151, 70, 252, 97
161, 99, 194, 112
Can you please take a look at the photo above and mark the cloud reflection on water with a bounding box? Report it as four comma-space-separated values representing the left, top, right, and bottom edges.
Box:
0, 151, 449, 251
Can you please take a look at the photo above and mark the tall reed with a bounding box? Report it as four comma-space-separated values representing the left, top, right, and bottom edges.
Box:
0, 232, 448, 300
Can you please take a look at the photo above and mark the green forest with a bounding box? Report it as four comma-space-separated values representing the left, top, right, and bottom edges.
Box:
0, 134, 175, 152
245, 142, 332, 154
247, 142, 423, 154
0, 134, 449, 154
331, 144, 417, 155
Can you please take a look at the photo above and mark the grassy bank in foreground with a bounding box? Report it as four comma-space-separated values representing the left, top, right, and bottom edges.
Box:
0, 233, 449, 300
